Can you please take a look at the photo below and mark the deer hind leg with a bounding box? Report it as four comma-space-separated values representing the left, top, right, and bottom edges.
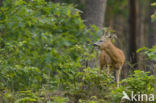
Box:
100, 64, 103, 71
116, 67, 121, 88
100, 63, 104, 74
106, 65, 110, 74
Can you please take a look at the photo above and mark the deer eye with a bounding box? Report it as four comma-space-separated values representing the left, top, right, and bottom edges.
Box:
99, 40, 104, 42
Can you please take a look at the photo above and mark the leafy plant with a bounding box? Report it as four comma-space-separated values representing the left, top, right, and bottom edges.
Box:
62, 68, 115, 102
112, 70, 155, 103
0, 0, 103, 102
151, 2, 156, 22
0, 0, 100, 90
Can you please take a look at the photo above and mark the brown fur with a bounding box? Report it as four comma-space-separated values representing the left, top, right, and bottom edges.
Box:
94, 37, 125, 87
100, 50, 112, 72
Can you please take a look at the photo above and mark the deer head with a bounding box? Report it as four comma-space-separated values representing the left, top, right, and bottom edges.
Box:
93, 32, 117, 50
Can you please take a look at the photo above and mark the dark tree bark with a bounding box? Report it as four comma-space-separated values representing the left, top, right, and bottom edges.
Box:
129, 0, 149, 70
148, 0, 156, 47
137, 0, 149, 70
0, 0, 2, 6
129, 0, 138, 66
84, 0, 107, 29
83, 0, 107, 68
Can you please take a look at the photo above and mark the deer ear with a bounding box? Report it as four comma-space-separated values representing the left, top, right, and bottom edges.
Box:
106, 33, 112, 38
108, 34, 117, 39
112, 34, 117, 39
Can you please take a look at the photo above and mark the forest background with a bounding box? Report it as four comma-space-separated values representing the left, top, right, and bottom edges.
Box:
0, 0, 156, 103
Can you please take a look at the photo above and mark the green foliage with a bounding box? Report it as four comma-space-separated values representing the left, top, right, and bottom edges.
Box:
137, 45, 156, 61
1, 67, 115, 103
112, 70, 155, 102
0, 0, 155, 103
0, 0, 105, 102
0, 0, 99, 90
55, 0, 85, 11
64, 68, 114, 100
48, 96, 69, 103
0, 66, 42, 91
107, 0, 128, 16
151, 2, 156, 22
79, 96, 106, 103
137, 2, 156, 60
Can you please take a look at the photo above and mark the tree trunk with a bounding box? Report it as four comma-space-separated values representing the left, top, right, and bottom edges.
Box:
0, 0, 2, 6
148, 0, 156, 47
129, 0, 149, 70
84, 0, 107, 68
137, 0, 149, 70
84, 0, 107, 29
128, 0, 138, 67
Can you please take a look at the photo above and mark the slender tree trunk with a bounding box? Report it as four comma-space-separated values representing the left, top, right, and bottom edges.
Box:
129, 0, 138, 67
0, 0, 2, 6
148, 0, 156, 47
129, 0, 149, 70
84, 0, 107, 68
137, 0, 148, 70
84, 0, 107, 29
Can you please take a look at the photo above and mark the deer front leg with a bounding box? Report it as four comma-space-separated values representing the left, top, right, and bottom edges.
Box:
100, 55, 104, 71
106, 65, 110, 74
116, 67, 121, 88
100, 63, 104, 74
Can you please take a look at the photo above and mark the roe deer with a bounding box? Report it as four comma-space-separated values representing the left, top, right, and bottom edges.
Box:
94, 34, 125, 87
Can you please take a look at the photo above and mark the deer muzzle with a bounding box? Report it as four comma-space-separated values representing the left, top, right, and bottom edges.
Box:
93, 42, 101, 47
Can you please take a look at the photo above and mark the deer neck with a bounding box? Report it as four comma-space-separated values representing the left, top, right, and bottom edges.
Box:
104, 42, 119, 61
